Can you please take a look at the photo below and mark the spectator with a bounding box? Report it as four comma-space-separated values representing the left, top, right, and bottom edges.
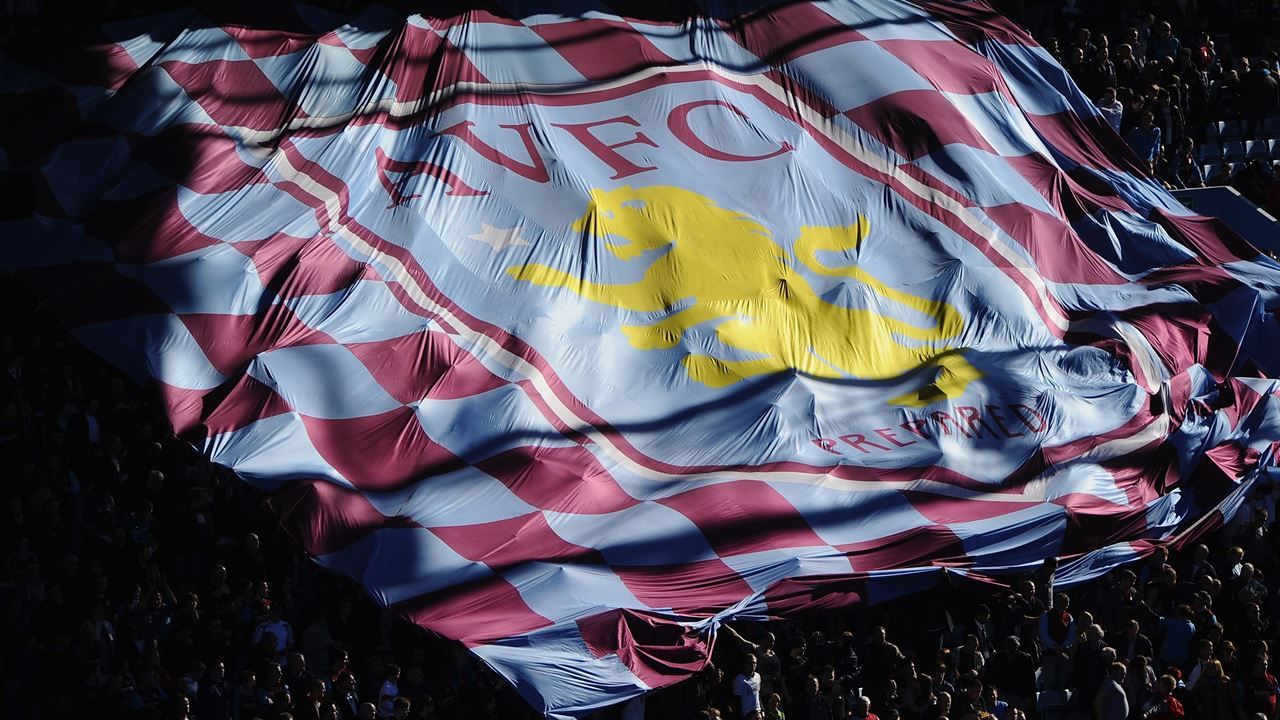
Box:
955, 634, 985, 676
1126, 24, 1150, 66
1171, 136, 1205, 188
979, 684, 1009, 720
1037, 592, 1076, 690
1082, 48, 1117, 98
920, 689, 951, 720
1097, 87, 1125, 132
1101, 570, 1138, 630
987, 636, 1035, 712
1156, 604, 1197, 670
1070, 624, 1108, 710
1094, 662, 1128, 720
1185, 543, 1218, 580
1125, 654, 1157, 713
1240, 61, 1280, 138
197, 661, 231, 720
1191, 660, 1234, 720
735, 654, 763, 718
1139, 674, 1185, 719
1115, 43, 1144, 91
1149, 21, 1181, 63
763, 692, 785, 720
1206, 162, 1234, 186
253, 606, 294, 660
376, 664, 400, 719
1156, 87, 1185, 152
1125, 111, 1162, 173
848, 694, 878, 720
861, 626, 903, 693
333, 671, 360, 720
1234, 160, 1275, 205
285, 652, 313, 691
295, 678, 327, 720
793, 675, 832, 720
1241, 655, 1279, 718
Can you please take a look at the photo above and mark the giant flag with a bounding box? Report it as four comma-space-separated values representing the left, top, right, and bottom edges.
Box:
4, 0, 1280, 716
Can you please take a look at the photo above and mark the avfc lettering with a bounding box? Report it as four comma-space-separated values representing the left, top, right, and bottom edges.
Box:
378, 100, 793, 195
812, 403, 1048, 456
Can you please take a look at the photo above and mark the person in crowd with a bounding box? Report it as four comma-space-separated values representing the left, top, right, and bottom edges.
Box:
197, 661, 232, 720
1038, 593, 1076, 691
1149, 21, 1181, 62
1241, 655, 1280, 719
333, 671, 360, 720
763, 692, 785, 720
1125, 111, 1163, 173
1156, 604, 1197, 670
848, 694, 878, 720
920, 690, 951, 720
1170, 137, 1205, 188
374, 664, 400, 719
735, 654, 764, 719
1191, 659, 1234, 720
1070, 624, 1108, 711
987, 636, 1035, 713
1098, 86, 1125, 132
1139, 674, 1184, 719
979, 684, 1009, 720
1031, 557, 1058, 609
1115, 42, 1144, 90
1082, 47, 1117, 98
793, 674, 832, 720
1240, 59, 1280, 138
1094, 662, 1128, 720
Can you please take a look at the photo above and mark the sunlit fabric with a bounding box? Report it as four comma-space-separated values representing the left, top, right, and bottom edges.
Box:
3, 1, 1280, 716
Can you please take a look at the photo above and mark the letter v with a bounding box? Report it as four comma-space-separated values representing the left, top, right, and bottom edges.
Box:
438, 121, 550, 183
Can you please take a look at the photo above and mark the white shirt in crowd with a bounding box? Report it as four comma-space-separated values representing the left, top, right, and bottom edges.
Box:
733, 671, 762, 717
378, 679, 398, 719
1097, 97, 1124, 133
252, 618, 292, 654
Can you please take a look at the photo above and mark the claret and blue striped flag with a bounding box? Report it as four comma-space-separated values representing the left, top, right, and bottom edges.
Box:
4, 0, 1280, 715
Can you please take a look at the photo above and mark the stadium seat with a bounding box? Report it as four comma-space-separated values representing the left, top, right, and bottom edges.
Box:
1202, 164, 1215, 179
1270, 139, 1280, 159
1227, 162, 1245, 177
1220, 120, 1245, 141
1199, 143, 1223, 163
1246, 140, 1269, 159
1265, 115, 1280, 139
1204, 121, 1222, 141
1223, 141, 1246, 161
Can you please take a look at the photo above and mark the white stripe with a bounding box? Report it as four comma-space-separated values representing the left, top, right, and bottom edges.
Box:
1069, 315, 1171, 390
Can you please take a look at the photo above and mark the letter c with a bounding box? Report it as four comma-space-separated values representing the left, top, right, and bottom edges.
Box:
667, 100, 793, 163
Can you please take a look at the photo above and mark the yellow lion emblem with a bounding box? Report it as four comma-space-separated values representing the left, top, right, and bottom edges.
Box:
506, 186, 979, 406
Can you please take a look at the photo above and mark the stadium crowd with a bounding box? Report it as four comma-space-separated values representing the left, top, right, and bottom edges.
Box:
3, 1, 1280, 720
3, 269, 1280, 720
0, 278, 542, 720
997, 0, 1280, 216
